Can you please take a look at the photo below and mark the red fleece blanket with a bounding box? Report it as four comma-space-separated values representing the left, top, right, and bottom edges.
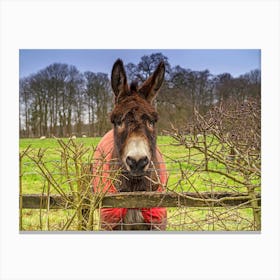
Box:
92, 129, 167, 229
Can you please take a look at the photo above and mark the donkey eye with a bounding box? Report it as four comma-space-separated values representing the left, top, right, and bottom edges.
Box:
115, 120, 124, 129
147, 120, 154, 129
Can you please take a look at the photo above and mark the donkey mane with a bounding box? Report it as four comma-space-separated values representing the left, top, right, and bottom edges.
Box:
130, 81, 138, 93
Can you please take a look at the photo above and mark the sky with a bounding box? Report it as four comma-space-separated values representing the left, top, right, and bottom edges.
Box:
19, 49, 261, 79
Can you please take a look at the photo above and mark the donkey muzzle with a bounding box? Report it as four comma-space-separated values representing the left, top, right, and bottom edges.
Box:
123, 135, 151, 176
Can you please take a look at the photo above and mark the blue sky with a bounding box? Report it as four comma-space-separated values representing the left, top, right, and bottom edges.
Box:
19, 49, 261, 79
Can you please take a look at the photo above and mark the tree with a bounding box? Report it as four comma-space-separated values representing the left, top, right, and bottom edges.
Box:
125, 53, 171, 83
84, 72, 112, 136
19, 77, 32, 137
170, 66, 214, 117
64, 65, 84, 136
43, 63, 69, 137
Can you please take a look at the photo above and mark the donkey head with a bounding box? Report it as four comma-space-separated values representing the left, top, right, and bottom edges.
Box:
110, 59, 165, 177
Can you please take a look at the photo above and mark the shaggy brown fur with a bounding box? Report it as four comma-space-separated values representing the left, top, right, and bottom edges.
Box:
109, 59, 165, 229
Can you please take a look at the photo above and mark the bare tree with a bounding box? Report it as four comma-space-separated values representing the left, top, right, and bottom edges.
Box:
169, 97, 261, 230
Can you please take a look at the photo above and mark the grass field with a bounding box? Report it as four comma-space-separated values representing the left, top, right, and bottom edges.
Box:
19, 135, 260, 231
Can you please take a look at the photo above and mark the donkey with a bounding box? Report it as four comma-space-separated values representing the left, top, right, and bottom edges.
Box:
93, 59, 167, 230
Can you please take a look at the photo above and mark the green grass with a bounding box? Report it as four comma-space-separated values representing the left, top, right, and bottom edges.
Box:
19, 135, 261, 231
20, 137, 100, 194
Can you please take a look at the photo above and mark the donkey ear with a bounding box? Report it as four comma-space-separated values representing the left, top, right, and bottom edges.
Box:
111, 59, 129, 103
139, 61, 165, 103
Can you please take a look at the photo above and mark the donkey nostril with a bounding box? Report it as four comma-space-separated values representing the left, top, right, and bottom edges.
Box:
126, 156, 136, 169
138, 156, 149, 170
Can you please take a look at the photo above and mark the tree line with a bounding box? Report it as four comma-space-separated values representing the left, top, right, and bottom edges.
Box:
19, 53, 260, 138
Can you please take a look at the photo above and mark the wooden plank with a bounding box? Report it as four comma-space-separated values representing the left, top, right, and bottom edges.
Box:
21, 192, 261, 209
102, 192, 261, 208
21, 194, 74, 209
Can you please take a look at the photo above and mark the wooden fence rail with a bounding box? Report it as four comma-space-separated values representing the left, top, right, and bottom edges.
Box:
21, 192, 261, 209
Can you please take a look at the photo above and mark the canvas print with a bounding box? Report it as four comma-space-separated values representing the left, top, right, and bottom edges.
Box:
19, 49, 261, 231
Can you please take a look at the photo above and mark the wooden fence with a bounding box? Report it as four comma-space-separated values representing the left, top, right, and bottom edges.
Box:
21, 191, 261, 209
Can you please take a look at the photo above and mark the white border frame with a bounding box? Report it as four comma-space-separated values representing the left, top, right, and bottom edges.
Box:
1, 1, 280, 279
